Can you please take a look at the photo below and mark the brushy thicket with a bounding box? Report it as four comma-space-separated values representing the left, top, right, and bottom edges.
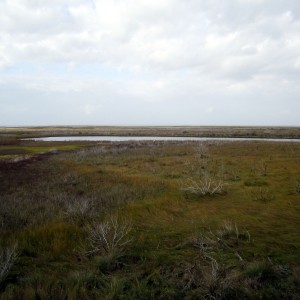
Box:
0, 140, 300, 299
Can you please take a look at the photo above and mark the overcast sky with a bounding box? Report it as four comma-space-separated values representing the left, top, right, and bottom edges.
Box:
0, 0, 299, 126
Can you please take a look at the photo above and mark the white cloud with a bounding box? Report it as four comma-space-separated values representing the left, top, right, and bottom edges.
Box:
0, 0, 300, 125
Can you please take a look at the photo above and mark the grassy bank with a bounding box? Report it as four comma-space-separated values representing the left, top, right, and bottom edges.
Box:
0, 138, 300, 299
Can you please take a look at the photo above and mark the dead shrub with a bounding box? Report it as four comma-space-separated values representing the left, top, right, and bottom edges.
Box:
181, 171, 225, 197
86, 216, 132, 256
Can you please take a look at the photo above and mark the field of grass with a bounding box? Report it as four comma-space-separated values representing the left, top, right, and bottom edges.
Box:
1, 133, 300, 299
1, 125, 300, 139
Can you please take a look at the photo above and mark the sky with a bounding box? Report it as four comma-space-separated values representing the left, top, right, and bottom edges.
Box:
0, 0, 300, 126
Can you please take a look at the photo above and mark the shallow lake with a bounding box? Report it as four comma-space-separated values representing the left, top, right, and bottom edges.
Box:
27, 136, 300, 142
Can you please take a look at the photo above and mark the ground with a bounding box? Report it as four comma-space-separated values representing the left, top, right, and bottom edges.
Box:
0, 128, 300, 299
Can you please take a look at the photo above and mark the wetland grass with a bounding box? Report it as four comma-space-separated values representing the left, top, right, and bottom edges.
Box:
0, 136, 300, 299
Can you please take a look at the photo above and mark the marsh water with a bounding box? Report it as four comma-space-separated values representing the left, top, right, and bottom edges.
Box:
28, 136, 300, 142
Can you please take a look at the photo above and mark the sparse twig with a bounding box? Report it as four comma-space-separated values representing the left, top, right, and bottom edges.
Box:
64, 198, 95, 224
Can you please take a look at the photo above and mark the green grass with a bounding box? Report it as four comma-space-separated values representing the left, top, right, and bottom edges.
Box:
0, 145, 84, 154
0, 139, 300, 298
0, 145, 86, 161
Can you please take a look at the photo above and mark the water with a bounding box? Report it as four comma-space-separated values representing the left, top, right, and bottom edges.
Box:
26, 136, 300, 142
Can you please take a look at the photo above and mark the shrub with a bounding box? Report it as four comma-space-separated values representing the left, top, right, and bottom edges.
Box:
196, 142, 209, 159
65, 198, 95, 225
0, 244, 18, 285
87, 216, 132, 256
181, 171, 225, 196
296, 179, 300, 194
191, 221, 250, 262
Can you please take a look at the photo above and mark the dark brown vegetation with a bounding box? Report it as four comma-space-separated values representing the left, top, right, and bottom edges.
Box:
0, 131, 300, 299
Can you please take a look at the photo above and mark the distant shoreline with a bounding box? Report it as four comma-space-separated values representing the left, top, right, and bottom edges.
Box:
1, 125, 299, 139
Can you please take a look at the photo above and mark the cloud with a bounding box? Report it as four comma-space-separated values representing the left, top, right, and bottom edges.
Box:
0, 0, 300, 125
